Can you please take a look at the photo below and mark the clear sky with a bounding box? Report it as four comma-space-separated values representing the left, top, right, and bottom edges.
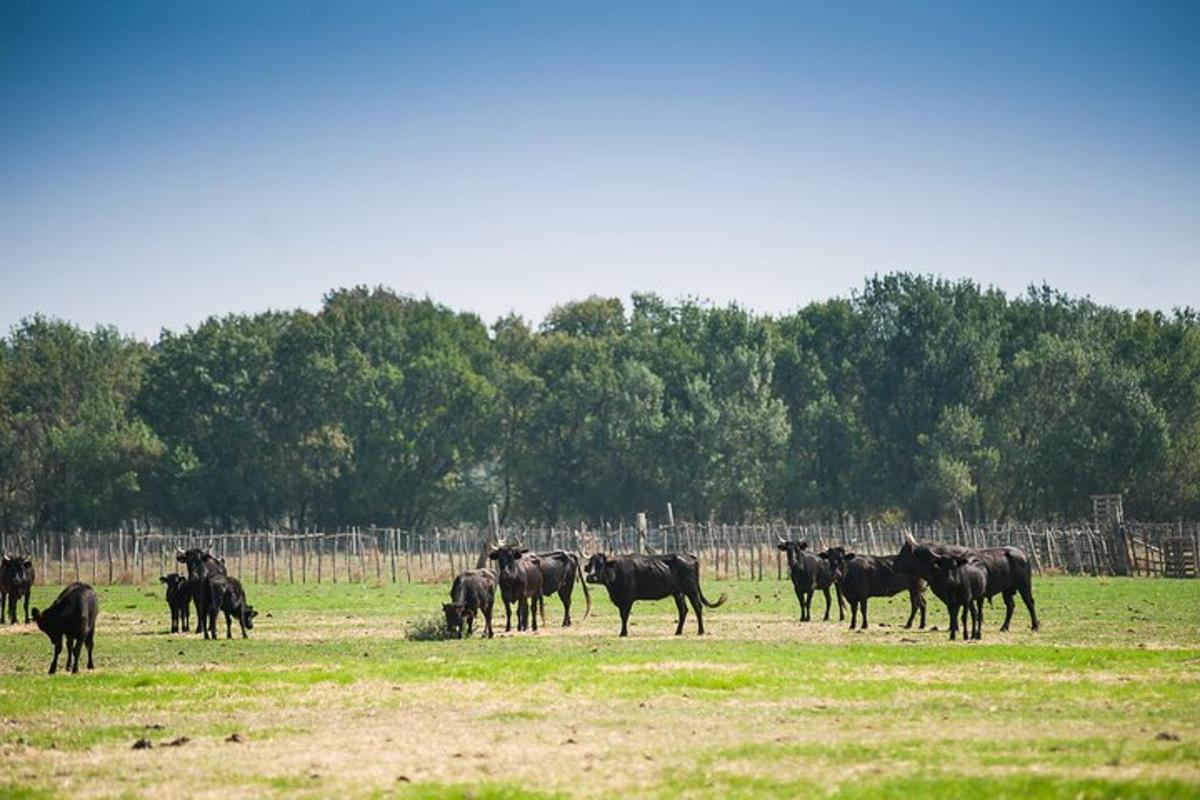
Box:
2, 1, 1197, 340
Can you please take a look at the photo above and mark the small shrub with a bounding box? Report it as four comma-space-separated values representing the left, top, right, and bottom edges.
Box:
405, 616, 452, 641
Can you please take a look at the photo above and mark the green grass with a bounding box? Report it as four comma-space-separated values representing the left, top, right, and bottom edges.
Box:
0, 576, 1197, 798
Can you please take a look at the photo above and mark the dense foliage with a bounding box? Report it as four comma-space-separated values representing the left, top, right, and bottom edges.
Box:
2, 275, 1197, 531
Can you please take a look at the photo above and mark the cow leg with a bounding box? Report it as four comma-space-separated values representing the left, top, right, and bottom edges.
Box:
23, 591, 30, 624
530, 596, 539, 632
70, 636, 84, 673
618, 604, 632, 637
48, 634, 62, 674
805, 589, 816, 622
1019, 585, 1039, 631
182, 603, 189, 632
225, 610, 234, 639
673, 593, 688, 635
948, 602, 958, 640
1000, 590, 1016, 632
560, 585, 572, 627
483, 600, 494, 638
791, 581, 805, 622
848, 600, 858, 630
822, 587, 832, 621
688, 592, 706, 635
208, 607, 219, 641
860, 599, 869, 629
975, 598, 985, 640
835, 584, 845, 621
85, 629, 95, 669
504, 600, 513, 633
5, 593, 13, 624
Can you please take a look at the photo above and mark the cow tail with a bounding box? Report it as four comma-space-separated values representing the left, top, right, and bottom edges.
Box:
572, 553, 592, 621
699, 587, 728, 609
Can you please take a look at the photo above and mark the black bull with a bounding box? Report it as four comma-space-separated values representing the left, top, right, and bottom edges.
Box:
584, 553, 727, 637
893, 536, 1039, 632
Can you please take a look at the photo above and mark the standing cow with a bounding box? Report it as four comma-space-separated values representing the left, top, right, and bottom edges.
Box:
584, 552, 727, 637
825, 548, 926, 630
532, 550, 591, 627
208, 574, 258, 639
776, 539, 844, 622
32, 582, 98, 674
893, 531, 1039, 633
159, 574, 192, 632
931, 553, 987, 641
175, 548, 227, 640
443, 569, 497, 638
488, 543, 543, 632
1, 554, 35, 624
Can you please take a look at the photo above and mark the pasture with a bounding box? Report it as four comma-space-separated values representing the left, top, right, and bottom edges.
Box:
1, 575, 1198, 799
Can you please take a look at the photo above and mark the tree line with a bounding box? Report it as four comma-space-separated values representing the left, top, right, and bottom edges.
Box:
2, 273, 1198, 533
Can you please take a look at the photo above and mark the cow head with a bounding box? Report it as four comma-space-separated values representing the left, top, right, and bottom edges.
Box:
159, 574, 187, 592
818, 546, 849, 581
931, 554, 970, 575
1, 556, 33, 586
584, 553, 614, 585
176, 548, 220, 578
488, 544, 528, 574
442, 603, 466, 638
775, 539, 809, 568
892, 529, 925, 575
241, 605, 258, 630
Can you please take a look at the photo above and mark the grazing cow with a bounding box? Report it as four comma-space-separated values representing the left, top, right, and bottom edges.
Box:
1, 554, 35, 624
893, 531, 1039, 632
825, 548, 926, 630
584, 552, 727, 637
175, 548, 227, 640
931, 554, 987, 641
533, 550, 592, 627
776, 540, 844, 622
207, 574, 257, 639
159, 574, 191, 633
443, 569, 497, 639
32, 582, 98, 674
488, 544, 544, 632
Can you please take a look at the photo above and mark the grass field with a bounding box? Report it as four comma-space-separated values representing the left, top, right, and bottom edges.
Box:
1, 574, 1198, 799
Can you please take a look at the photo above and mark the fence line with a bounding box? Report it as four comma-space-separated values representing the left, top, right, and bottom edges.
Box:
1, 519, 1196, 586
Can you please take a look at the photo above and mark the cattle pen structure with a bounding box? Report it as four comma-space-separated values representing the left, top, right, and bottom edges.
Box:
1, 518, 1196, 586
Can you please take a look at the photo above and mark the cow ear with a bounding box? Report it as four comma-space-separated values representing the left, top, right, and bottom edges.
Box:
798, 541, 808, 551
24, 560, 33, 569
488, 550, 500, 560
844, 552, 856, 560
775, 543, 788, 552
160, 576, 169, 583
955, 556, 968, 567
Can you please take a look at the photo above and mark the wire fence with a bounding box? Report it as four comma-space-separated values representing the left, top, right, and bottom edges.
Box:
1, 519, 1196, 587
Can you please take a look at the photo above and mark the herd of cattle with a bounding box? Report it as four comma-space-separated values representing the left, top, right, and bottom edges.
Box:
443, 531, 1039, 641
1, 531, 1039, 674
0, 548, 256, 675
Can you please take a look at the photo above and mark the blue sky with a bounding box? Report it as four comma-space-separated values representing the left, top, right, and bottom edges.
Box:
1, 1, 1197, 339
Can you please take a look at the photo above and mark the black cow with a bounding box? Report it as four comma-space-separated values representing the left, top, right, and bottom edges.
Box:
443, 569, 497, 639
175, 548, 227, 640
207, 574, 257, 639
1, 554, 35, 624
159, 574, 191, 633
825, 548, 926, 630
776, 540, 844, 622
533, 550, 591, 627
584, 553, 727, 637
931, 554, 987, 641
32, 582, 98, 674
488, 545, 544, 632
893, 532, 1039, 632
